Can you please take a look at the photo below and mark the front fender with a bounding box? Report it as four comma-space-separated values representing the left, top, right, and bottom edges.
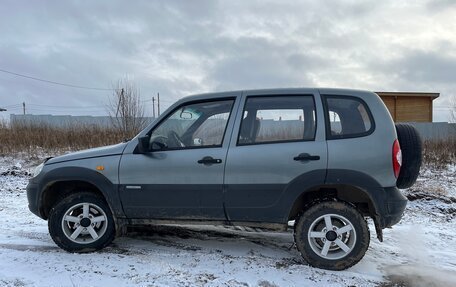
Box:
37, 167, 124, 219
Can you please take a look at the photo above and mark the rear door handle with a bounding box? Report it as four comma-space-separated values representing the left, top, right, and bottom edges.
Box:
197, 156, 222, 165
293, 153, 320, 161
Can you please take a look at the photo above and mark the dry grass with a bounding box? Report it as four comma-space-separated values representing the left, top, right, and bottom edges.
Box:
422, 137, 456, 169
0, 121, 134, 156
1, 121, 455, 170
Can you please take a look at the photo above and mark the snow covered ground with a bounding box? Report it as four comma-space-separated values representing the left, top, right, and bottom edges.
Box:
0, 155, 455, 287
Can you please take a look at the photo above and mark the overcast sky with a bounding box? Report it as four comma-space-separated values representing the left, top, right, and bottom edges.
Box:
0, 0, 455, 121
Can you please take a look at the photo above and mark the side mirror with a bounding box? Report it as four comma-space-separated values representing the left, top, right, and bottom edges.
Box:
180, 111, 193, 119
193, 138, 203, 146
137, 136, 150, 153
150, 141, 167, 151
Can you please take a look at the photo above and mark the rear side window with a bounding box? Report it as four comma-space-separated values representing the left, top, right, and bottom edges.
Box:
238, 95, 316, 145
323, 96, 374, 139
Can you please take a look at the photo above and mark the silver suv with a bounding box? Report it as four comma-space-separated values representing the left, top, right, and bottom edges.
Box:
27, 88, 421, 270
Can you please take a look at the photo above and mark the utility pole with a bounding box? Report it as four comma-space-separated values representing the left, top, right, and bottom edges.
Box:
157, 92, 160, 116
152, 97, 156, 118
23, 102, 25, 115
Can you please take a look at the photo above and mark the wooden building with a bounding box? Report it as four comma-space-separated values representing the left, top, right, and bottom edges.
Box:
376, 92, 439, 122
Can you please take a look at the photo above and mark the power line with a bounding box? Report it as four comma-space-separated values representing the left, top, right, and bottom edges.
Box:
3, 99, 160, 111
2, 104, 22, 108
2, 94, 169, 116
0, 68, 114, 91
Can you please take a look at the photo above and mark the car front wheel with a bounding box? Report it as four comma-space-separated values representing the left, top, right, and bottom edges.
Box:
48, 192, 115, 253
294, 201, 370, 270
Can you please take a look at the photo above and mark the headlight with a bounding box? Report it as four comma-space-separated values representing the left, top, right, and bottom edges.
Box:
33, 162, 44, 177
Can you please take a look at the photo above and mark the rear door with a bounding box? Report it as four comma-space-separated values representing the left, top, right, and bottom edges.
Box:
224, 90, 328, 223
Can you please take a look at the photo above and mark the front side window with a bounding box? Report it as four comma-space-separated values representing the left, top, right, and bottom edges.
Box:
193, 112, 230, 146
238, 95, 316, 145
324, 96, 374, 139
149, 99, 234, 150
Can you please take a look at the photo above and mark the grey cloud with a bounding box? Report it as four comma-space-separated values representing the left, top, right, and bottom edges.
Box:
207, 36, 324, 90
0, 0, 455, 122
381, 50, 456, 84
286, 53, 326, 71
426, 0, 456, 11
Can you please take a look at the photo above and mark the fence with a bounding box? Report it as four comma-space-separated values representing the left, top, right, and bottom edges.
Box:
405, 122, 456, 140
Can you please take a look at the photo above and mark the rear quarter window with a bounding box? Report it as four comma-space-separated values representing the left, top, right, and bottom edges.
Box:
323, 95, 375, 140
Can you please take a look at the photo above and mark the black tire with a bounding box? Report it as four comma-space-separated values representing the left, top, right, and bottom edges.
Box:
294, 201, 370, 271
395, 124, 422, 189
48, 192, 115, 253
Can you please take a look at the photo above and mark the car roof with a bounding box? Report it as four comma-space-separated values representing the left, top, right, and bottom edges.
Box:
176, 88, 374, 104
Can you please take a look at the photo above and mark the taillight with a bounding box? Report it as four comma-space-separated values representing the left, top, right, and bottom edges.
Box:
392, 139, 402, 178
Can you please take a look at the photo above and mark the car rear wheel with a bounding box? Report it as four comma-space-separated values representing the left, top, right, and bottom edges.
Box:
294, 201, 369, 270
48, 192, 115, 253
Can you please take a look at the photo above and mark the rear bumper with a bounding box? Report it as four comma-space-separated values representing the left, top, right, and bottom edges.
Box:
377, 187, 407, 228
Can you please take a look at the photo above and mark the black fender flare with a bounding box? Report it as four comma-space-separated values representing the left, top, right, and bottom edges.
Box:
284, 169, 385, 222
38, 167, 125, 219
324, 169, 384, 213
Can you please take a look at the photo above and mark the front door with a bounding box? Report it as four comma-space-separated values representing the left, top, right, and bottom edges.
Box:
119, 97, 238, 220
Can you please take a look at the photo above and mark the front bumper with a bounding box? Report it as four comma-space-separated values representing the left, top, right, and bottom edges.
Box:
26, 179, 43, 218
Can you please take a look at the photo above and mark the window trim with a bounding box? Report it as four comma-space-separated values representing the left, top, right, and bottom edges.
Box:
236, 94, 317, 146
144, 97, 236, 151
321, 95, 376, 140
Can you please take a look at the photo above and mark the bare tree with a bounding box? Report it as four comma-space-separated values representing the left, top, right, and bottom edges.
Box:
107, 78, 147, 138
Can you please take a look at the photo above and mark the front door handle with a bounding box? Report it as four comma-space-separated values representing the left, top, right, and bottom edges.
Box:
197, 156, 222, 165
294, 153, 320, 161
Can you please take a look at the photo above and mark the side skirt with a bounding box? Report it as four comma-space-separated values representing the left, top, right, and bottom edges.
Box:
126, 219, 288, 232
